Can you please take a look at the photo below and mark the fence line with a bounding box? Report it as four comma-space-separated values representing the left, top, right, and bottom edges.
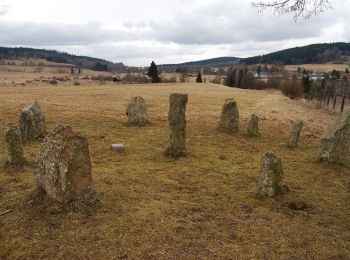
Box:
307, 80, 349, 113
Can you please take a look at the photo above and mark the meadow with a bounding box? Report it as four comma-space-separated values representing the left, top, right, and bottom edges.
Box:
0, 82, 349, 258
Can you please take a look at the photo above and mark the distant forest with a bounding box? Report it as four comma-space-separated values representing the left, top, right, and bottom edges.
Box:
241, 42, 350, 65
160, 57, 240, 71
0, 47, 126, 71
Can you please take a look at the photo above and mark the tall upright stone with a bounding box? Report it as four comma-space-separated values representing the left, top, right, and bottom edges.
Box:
35, 124, 94, 204
165, 93, 188, 158
19, 101, 46, 142
219, 99, 239, 133
4, 123, 26, 167
126, 96, 149, 126
318, 109, 350, 164
257, 150, 288, 198
287, 119, 304, 148
247, 114, 259, 136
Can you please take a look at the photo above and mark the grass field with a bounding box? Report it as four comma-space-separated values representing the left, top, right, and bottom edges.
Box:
286, 63, 350, 73
0, 83, 349, 259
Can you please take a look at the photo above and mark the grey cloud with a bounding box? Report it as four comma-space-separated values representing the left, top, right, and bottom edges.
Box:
149, 1, 341, 45
0, 21, 148, 46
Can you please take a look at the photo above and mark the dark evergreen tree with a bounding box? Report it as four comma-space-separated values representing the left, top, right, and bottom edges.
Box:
302, 75, 312, 94
237, 69, 244, 87
225, 67, 236, 87
196, 71, 203, 83
345, 68, 349, 73
257, 65, 262, 75
148, 61, 161, 83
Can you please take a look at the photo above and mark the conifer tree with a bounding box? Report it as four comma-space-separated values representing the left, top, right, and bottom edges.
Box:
196, 71, 203, 83
147, 61, 161, 83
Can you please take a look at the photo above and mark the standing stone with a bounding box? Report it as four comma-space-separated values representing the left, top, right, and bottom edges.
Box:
219, 99, 239, 132
287, 119, 304, 148
165, 93, 188, 158
19, 101, 46, 142
35, 124, 94, 204
126, 96, 148, 126
4, 123, 26, 167
257, 150, 288, 198
318, 109, 350, 164
247, 114, 259, 136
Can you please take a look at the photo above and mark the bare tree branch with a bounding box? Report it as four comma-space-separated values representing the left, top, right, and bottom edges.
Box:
252, 0, 332, 20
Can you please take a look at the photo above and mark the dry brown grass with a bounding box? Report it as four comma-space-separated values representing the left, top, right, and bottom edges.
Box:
286, 63, 350, 73
0, 83, 349, 259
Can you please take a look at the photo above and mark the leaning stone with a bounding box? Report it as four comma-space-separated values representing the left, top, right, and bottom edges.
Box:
219, 98, 239, 133
35, 124, 94, 204
19, 101, 46, 142
126, 96, 148, 126
165, 93, 188, 158
257, 150, 289, 198
287, 119, 304, 148
318, 109, 350, 164
247, 114, 259, 136
4, 123, 26, 167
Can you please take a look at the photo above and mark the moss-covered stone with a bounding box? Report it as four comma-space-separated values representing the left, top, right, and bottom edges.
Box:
165, 93, 188, 158
318, 109, 350, 164
257, 150, 289, 198
287, 119, 303, 148
4, 123, 26, 168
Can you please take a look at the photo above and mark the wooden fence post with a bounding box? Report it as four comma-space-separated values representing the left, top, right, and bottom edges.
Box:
341, 95, 345, 113
327, 93, 330, 107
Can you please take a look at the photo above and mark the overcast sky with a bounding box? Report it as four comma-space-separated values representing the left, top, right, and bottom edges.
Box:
0, 0, 349, 66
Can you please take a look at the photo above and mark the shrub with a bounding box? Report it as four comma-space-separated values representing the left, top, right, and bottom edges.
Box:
73, 80, 80, 86
161, 77, 177, 83
266, 78, 282, 89
49, 79, 58, 85
122, 73, 150, 84
212, 76, 223, 85
280, 79, 304, 99
240, 72, 256, 89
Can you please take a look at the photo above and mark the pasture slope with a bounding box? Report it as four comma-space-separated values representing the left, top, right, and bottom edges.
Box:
0, 83, 349, 259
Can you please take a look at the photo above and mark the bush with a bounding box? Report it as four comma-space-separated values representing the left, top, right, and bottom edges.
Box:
49, 79, 58, 85
280, 79, 304, 99
266, 78, 282, 89
122, 73, 150, 84
73, 80, 80, 86
240, 72, 256, 89
161, 77, 177, 83
212, 76, 223, 85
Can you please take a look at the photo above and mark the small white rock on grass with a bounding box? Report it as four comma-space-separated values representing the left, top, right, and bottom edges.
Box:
112, 144, 125, 152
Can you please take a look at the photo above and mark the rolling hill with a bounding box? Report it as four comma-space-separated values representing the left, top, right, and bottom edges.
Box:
241, 42, 350, 65
160, 42, 350, 70
0, 47, 126, 71
159, 57, 240, 70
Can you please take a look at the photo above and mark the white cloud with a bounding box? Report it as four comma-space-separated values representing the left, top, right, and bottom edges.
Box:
0, 4, 8, 15
0, 0, 349, 66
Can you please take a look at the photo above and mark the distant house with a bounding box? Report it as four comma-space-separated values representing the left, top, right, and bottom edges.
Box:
309, 73, 325, 81
254, 72, 269, 79
340, 73, 350, 80
270, 72, 284, 79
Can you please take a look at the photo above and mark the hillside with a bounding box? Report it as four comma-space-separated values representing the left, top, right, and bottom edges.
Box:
160, 43, 350, 70
241, 42, 350, 65
160, 57, 240, 70
0, 47, 126, 71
